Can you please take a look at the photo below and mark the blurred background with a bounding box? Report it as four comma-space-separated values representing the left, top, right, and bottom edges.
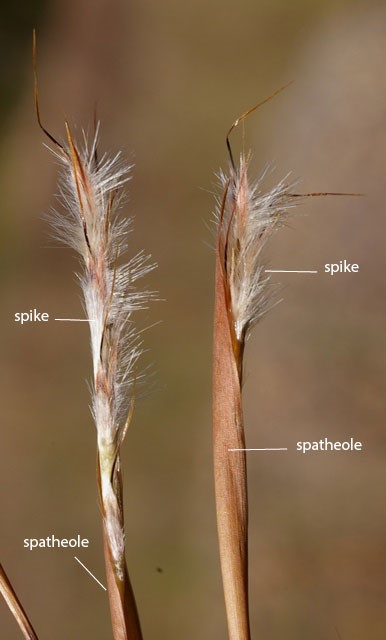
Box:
1, 0, 385, 638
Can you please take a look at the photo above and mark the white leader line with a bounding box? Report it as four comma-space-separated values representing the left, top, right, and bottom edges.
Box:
74, 556, 107, 591
229, 448, 288, 452
264, 269, 318, 273
54, 318, 96, 322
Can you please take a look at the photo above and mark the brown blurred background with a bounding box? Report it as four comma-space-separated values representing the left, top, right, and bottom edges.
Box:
1, 0, 386, 638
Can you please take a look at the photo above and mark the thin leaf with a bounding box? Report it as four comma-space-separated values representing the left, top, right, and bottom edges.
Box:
0, 563, 39, 640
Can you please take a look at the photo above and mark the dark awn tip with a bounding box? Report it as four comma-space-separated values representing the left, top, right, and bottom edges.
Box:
288, 191, 364, 198
33, 29, 66, 154
226, 80, 294, 172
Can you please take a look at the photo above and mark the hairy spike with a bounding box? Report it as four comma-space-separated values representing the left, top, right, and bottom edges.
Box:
216, 156, 298, 342
46, 124, 156, 640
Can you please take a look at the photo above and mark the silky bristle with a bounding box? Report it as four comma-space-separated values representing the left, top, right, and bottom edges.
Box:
215, 154, 299, 340
48, 125, 156, 577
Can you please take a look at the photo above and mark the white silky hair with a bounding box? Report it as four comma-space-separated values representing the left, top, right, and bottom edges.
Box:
216, 155, 299, 341
49, 125, 156, 578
